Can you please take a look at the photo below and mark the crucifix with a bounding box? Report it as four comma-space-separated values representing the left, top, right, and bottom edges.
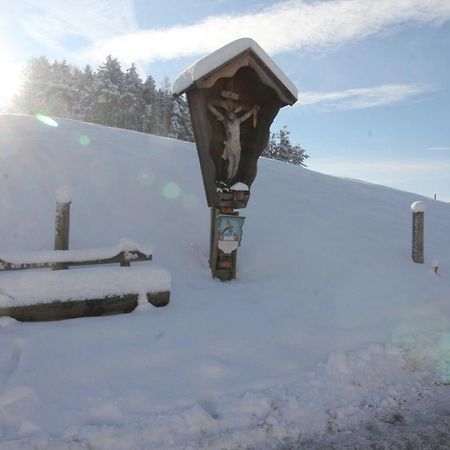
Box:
208, 91, 260, 182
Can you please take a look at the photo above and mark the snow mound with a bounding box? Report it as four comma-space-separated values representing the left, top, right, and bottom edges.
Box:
55, 185, 72, 204
0, 114, 450, 448
411, 200, 426, 213
230, 182, 249, 191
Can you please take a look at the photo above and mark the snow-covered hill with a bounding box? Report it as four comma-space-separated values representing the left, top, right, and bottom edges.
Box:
1, 114, 450, 449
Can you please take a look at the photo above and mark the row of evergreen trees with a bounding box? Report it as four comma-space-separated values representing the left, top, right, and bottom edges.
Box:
12, 55, 308, 165
262, 126, 309, 166
12, 55, 193, 141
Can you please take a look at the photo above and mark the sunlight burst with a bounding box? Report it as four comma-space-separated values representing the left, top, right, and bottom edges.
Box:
0, 42, 23, 108
35, 114, 59, 127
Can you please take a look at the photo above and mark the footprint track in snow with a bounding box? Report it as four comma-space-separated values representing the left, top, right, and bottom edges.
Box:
0, 339, 24, 383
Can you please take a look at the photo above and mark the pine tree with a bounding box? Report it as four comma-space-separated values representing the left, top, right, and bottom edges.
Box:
74, 65, 95, 121
169, 95, 194, 141
91, 55, 125, 127
142, 75, 157, 134
122, 63, 144, 131
12, 56, 52, 114
154, 76, 173, 136
45, 60, 78, 117
263, 126, 309, 166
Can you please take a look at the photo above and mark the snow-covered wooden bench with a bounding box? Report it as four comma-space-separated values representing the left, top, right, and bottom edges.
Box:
0, 239, 170, 322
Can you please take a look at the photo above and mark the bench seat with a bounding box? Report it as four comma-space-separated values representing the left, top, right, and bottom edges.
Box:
0, 265, 170, 321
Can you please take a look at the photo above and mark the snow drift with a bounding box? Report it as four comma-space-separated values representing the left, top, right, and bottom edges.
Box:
0, 114, 450, 449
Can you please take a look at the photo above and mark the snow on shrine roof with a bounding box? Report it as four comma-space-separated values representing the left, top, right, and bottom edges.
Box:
172, 38, 298, 101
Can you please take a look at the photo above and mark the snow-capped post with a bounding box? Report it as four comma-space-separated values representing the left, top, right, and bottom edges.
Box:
173, 38, 298, 281
54, 187, 72, 270
411, 201, 425, 264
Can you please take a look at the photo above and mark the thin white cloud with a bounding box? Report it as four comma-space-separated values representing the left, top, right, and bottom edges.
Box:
7, 0, 137, 51
310, 157, 450, 200
428, 146, 450, 151
299, 84, 431, 110
83, 0, 450, 64
311, 158, 450, 184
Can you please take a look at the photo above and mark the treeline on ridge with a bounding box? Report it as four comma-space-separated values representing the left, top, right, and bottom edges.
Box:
11, 55, 308, 165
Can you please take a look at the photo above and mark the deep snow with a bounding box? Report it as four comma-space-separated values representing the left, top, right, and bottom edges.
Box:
0, 114, 450, 449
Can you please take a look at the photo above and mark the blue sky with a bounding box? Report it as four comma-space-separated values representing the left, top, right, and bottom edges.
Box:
1, 0, 449, 200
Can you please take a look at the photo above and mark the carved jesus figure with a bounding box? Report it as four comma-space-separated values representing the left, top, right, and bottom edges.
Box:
208, 103, 260, 181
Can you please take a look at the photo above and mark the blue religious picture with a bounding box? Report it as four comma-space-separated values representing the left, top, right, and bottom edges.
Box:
217, 215, 245, 254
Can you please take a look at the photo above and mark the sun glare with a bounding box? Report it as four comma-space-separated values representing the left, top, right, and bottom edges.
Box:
0, 42, 23, 108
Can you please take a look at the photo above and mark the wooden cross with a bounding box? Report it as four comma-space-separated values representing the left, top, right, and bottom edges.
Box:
221, 90, 239, 101
217, 90, 259, 128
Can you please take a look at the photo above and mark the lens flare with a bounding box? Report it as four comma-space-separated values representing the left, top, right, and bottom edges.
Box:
182, 193, 199, 210
437, 333, 450, 382
35, 114, 58, 127
0, 129, 11, 142
163, 182, 181, 199
79, 135, 91, 146
137, 168, 155, 185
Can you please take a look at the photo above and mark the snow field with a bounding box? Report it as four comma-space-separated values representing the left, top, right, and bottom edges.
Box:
0, 114, 449, 448
1, 324, 448, 449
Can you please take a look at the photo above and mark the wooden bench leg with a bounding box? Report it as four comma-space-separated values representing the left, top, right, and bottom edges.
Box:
147, 291, 170, 307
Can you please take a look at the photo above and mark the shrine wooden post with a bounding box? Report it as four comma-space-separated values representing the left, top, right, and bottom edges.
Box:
173, 38, 298, 280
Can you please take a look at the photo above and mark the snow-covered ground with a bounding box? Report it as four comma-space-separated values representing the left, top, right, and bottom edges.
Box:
0, 114, 450, 449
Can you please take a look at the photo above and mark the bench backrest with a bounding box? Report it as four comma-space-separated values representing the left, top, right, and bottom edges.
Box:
0, 247, 152, 271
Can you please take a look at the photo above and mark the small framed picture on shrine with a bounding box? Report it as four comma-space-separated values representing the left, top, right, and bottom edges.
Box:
216, 214, 245, 255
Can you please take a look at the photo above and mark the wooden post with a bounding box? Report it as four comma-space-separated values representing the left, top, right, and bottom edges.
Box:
209, 208, 217, 267
54, 200, 71, 269
120, 253, 131, 267
210, 208, 220, 278
411, 201, 425, 264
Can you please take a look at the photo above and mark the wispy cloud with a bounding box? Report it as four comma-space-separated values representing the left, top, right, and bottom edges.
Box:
299, 84, 432, 110
83, 0, 450, 64
312, 158, 450, 184
428, 146, 450, 151
7, 0, 137, 52
310, 157, 450, 200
